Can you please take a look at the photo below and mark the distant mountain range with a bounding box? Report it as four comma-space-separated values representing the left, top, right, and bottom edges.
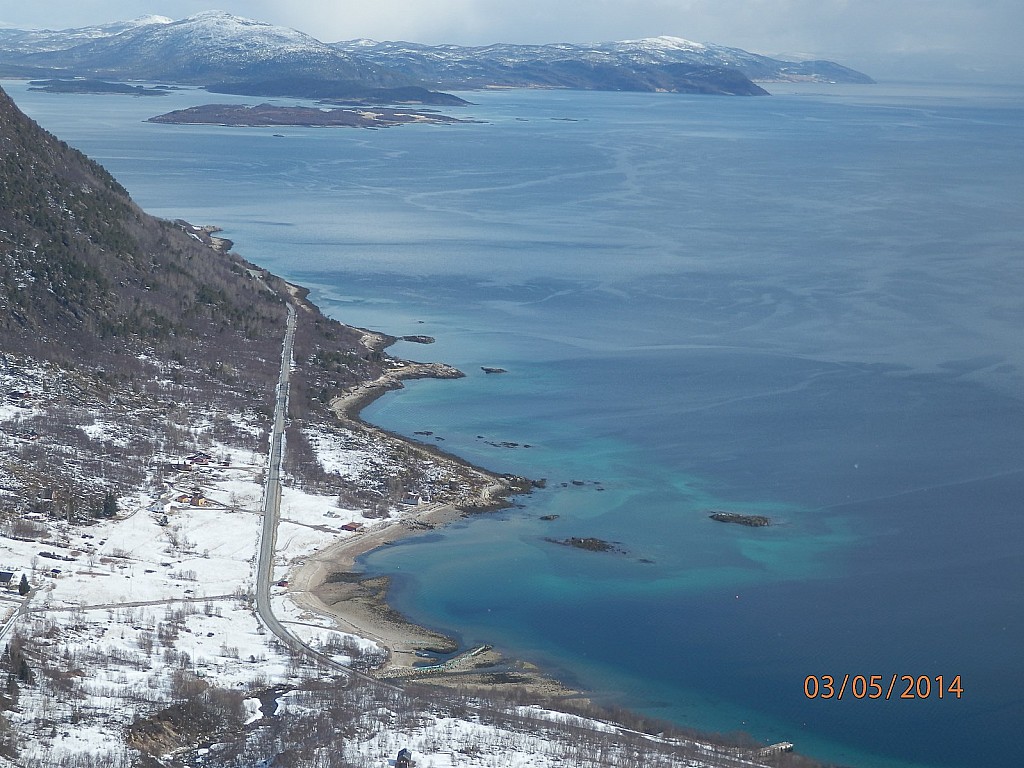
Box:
333, 35, 874, 91
0, 11, 873, 99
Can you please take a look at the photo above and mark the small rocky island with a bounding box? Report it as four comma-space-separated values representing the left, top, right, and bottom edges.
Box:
29, 78, 174, 96
708, 511, 771, 527
546, 537, 626, 554
148, 103, 472, 128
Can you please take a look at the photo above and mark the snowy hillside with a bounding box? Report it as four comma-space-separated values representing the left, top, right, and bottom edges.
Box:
0, 11, 871, 94
332, 36, 874, 86
0, 371, 787, 767
1, 10, 385, 85
0, 15, 170, 54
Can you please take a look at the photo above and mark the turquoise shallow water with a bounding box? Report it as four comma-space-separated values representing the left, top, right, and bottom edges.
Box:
7, 80, 1023, 768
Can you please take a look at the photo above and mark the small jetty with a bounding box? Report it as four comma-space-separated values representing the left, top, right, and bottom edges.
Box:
377, 645, 492, 679
757, 742, 794, 757
728, 741, 794, 760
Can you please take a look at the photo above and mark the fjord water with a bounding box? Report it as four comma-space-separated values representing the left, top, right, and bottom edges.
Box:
8, 81, 1022, 768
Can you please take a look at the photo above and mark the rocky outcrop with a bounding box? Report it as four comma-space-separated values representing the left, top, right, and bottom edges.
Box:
546, 536, 626, 554
708, 511, 771, 527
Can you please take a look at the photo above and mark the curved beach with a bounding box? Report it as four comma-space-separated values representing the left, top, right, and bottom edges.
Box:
284, 342, 574, 695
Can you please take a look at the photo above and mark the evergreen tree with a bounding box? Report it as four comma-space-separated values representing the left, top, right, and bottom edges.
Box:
16, 576, 28, 597
102, 491, 118, 518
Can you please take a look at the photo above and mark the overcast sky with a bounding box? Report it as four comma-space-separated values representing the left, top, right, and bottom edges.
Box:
2, 1, 1021, 81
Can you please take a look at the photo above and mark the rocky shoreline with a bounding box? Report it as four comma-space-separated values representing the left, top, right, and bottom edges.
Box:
546, 536, 627, 554
285, 329, 577, 697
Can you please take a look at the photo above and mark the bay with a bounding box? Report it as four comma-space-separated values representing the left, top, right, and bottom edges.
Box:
6, 79, 1022, 768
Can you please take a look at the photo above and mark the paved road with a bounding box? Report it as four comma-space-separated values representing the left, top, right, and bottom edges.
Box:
253, 306, 317, 656
253, 304, 390, 683
248, 304, 773, 761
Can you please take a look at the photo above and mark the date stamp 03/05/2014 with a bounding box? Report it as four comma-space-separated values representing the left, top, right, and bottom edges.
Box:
803, 674, 963, 701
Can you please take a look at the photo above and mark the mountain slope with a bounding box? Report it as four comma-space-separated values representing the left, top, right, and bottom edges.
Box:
0, 83, 285, 369
594, 36, 873, 82
0, 12, 874, 97
3, 11, 397, 86
331, 35, 873, 89
0, 15, 171, 54
0, 83, 382, 388
0, 81, 395, 513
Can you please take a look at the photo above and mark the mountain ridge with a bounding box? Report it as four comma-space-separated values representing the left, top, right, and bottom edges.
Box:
0, 11, 873, 97
333, 35, 873, 88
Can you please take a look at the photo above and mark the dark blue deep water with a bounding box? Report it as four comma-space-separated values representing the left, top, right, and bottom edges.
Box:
8, 80, 1022, 767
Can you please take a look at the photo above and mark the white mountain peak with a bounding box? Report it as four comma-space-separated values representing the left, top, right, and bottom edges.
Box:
127, 15, 173, 26
178, 10, 266, 26
619, 36, 707, 51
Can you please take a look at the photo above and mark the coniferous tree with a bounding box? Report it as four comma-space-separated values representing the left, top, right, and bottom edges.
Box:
17, 576, 28, 597
102, 491, 119, 518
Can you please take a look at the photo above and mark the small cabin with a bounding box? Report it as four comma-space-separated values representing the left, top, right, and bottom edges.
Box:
396, 749, 413, 768
341, 522, 364, 532
0, 572, 13, 588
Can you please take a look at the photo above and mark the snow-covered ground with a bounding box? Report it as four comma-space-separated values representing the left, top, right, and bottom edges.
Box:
0, 363, 772, 767
0, 419, 399, 764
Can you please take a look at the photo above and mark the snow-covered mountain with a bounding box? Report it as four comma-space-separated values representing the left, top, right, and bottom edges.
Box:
602, 36, 872, 81
0, 11, 872, 95
0, 10, 395, 85
0, 15, 171, 54
331, 35, 874, 87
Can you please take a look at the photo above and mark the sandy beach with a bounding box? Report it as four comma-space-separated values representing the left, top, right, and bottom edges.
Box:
288, 499, 473, 662
281, 339, 577, 697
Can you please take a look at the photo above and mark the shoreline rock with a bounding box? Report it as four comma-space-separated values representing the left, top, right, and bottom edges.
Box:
546, 536, 626, 554
708, 511, 771, 527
